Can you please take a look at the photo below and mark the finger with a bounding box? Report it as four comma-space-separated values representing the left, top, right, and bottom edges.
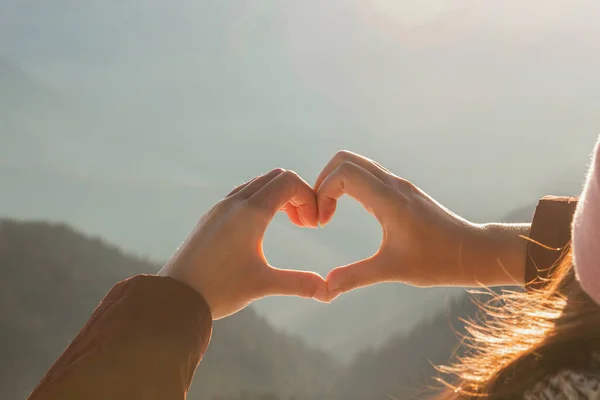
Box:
260, 268, 327, 300
315, 150, 390, 192
238, 168, 285, 199
325, 255, 389, 297
316, 161, 391, 225
249, 170, 318, 227
282, 203, 305, 227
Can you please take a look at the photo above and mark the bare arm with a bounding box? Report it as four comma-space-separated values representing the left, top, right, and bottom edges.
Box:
314, 151, 575, 296
460, 222, 530, 286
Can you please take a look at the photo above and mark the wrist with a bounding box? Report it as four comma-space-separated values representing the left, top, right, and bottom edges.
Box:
464, 222, 530, 286
159, 258, 206, 303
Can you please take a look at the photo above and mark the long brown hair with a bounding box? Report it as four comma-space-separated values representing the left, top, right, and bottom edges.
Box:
437, 246, 600, 398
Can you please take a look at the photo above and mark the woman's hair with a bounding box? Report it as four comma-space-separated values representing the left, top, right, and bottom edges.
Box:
437, 245, 600, 399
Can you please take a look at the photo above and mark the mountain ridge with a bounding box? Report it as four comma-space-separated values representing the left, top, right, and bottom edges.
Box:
0, 219, 338, 400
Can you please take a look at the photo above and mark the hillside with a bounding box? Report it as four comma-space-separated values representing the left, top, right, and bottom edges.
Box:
0, 198, 575, 400
329, 293, 479, 400
0, 220, 338, 400
0, 218, 492, 400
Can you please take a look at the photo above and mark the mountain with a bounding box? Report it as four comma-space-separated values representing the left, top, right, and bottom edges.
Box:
0, 196, 576, 399
0, 220, 338, 400
329, 293, 479, 400
0, 216, 484, 400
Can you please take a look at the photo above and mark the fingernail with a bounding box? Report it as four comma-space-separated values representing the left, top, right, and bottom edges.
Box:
305, 219, 317, 229
298, 213, 308, 227
300, 213, 318, 228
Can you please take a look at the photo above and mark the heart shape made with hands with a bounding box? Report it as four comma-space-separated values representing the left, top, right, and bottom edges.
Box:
162, 150, 436, 320
267, 150, 411, 302
164, 149, 448, 319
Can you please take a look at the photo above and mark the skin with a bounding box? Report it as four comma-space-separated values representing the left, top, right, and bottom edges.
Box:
159, 168, 328, 320
160, 152, 531, 319
314, 151, 530, 300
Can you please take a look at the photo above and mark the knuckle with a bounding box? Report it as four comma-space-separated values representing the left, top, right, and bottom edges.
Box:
334, 150, 354, 162
270, 167, 285, 175
281, 169, 300, 183
210, 197, 240, 218
393, 176, 418, 196
215, 197, 234, 210
337, 160, 358, 175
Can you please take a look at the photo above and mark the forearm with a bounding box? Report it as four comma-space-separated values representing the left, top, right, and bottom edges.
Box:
462, 222, 531, 287
411, 219, 530, 288
449, 196, 578, 288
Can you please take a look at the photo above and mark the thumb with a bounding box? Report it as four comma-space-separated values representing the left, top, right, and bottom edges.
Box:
326, 255, 389, 298
261, 268, 327, 299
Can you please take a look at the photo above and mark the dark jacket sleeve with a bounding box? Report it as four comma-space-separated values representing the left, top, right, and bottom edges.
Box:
525, 195, 579, 290
27, 274, 213, 400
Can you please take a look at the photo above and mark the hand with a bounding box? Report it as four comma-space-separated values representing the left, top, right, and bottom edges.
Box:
315, 151, 529, 300
159, 168, 327, 320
